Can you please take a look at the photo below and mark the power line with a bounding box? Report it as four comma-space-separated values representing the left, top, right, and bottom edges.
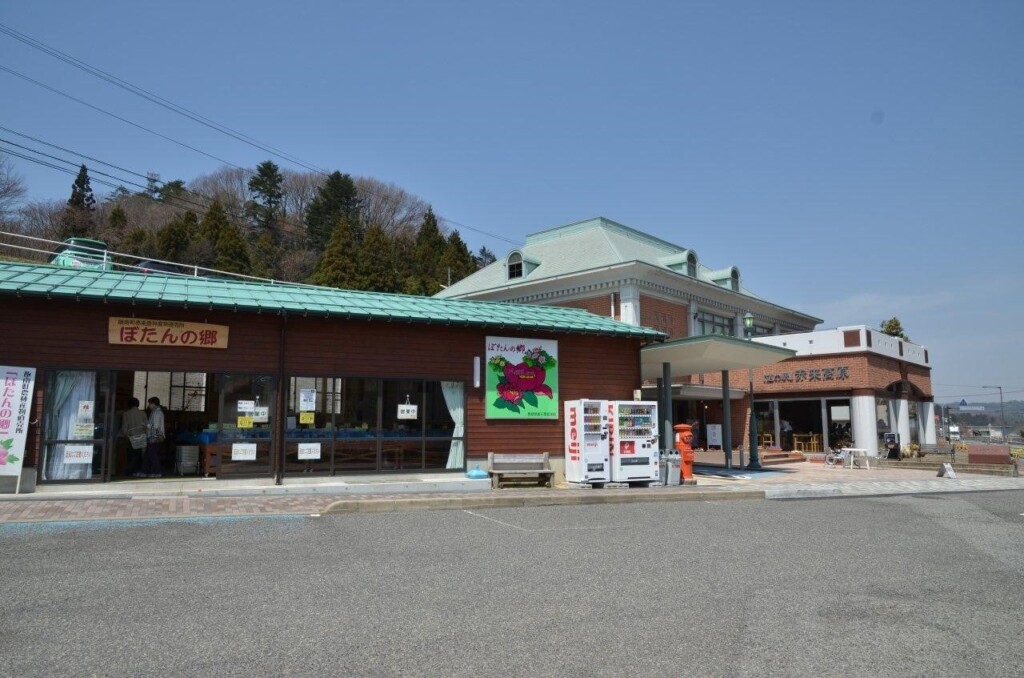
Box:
0, 21, 328, 176
0, 64, 245, 170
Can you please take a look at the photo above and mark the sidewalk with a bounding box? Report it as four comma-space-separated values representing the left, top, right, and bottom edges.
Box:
2, 462, 1023, 523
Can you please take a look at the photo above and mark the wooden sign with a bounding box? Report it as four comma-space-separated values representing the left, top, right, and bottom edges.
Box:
109, 317, 229, 349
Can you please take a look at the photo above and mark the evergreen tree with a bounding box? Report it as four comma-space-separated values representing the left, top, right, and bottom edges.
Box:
199, 200, 230, 251
157, 180, 188, 203
58, 164, 96, 239
251, 232, 281, 279
357, 223, 398, 292
473, 245, 497, 269
214, 222, 252, 275
310, 217, 359, 288
120, 227, 157, 258
411, 208, 448, 295
156, 212, 195, 262
438, 229, 477, 288
880, 317, 910, 342
105, 205, 128, 248
247, 160, 284, 241
391, 230, 420, 294
304, 171, 361, 251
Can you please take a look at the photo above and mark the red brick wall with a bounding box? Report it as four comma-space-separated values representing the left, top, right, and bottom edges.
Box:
552, 297, 616, 321
638, 295, 689, 340
1, 296, 644, 468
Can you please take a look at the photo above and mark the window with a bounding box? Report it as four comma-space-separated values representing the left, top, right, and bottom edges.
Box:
687, 252, 697, 277
133, 371, 207, 412
507, 252, 523, 279
696, 311, 735, 336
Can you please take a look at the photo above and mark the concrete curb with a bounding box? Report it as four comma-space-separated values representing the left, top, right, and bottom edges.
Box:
323, 488, 766, 514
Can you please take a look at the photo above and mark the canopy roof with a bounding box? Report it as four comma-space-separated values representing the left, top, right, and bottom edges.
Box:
640, 334, 796, 380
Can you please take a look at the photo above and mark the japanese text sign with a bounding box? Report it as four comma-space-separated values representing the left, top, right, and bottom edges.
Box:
109, 317, 229, 349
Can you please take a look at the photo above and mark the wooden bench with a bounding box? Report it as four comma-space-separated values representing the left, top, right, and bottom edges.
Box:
487, 452, 554, 489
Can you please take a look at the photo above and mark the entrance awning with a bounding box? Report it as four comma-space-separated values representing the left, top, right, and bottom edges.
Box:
641, 334, 796, 380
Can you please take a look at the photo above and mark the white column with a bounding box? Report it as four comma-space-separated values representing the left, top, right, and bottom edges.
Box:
921, 401, 937, 445
851, 395, 878, 456
619, 285, 640, 327
894, 398, 912, 452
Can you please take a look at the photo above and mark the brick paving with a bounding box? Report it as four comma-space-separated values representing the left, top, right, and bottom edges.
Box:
2, 462, 1022, 523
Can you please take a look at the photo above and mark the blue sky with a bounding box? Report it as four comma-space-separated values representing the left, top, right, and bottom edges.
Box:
3, 1, 1022, 404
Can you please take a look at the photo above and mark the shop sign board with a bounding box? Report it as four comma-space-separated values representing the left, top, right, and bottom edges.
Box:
763, 366, 850, 385
232, 443, 257, 461
397, 403, 418, 420
252, 406, 269, 423
298, 443, 321, 460
485, 336, 559, 420
299, 389, 316, 412
108, 317, 229, 349
0, 366, 36, 478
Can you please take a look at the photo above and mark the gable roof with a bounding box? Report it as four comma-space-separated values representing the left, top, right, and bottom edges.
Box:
0, 262, 664, 339
435, 216, 755, 298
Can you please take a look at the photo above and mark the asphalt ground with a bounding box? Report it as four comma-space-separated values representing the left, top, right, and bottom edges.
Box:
2, 490, 1023, 677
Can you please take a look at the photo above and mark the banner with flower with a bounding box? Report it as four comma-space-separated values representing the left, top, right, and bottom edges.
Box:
0, 366, 36, 477
485, 337, 559, 419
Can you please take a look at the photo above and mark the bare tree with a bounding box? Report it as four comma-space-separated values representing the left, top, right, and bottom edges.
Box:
0, 154, 27, 224
354, 176, 430, 237
189, 166, 252, 213
282, 170, 324, 223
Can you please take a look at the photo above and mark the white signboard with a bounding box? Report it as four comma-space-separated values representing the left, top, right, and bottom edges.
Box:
252, 406, 270, 424
0, 367, 36, 478
298, 443, 321, 460
707, 424, 723, 447
397, 404, 419, 420
78, 400, 95, 422
63, 444, 95, 465
299, 389, 316, 412
236, 400, 256, 414
231, 443, 257, 461
72, 422, 94, 439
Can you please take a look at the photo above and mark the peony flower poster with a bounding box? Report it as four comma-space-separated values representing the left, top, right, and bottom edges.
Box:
485, 336, 559, 419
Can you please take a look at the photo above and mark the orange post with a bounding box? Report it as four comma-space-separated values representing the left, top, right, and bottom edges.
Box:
674, 423, 696, 485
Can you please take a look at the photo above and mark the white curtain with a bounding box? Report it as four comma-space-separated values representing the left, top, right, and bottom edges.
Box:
441, 381, 465, 469
44, 371, 96, 481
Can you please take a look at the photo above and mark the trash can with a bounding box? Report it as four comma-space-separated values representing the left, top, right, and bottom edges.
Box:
665, 453, 681, 486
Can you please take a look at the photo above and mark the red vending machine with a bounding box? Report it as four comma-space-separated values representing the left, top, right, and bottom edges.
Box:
563, 399, 610, 487
608, 401, 660, 486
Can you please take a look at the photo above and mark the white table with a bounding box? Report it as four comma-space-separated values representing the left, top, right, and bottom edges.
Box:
842, 448, 869, 469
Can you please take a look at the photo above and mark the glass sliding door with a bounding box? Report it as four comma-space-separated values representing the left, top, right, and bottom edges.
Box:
216, 373, 276, 477
41, 370, 113, 482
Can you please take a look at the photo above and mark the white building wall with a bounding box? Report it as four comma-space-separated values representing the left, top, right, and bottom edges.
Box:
619, 285, 640, 327
921, 401, 937, 446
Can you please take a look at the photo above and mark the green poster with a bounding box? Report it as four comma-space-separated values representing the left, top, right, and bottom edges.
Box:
485, 337, 559, 419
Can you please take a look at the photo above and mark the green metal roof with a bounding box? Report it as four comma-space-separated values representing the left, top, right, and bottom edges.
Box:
0, 262, 665, 339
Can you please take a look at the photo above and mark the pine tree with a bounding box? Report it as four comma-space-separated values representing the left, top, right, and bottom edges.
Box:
58, 164, 96, 239
310, 217, 359, 288
473, 245, 497, 269
199, 200, 230, 249
214, 222, 252, 275
412, 208, 447, 295
357, 223, 398, 292
438, 229, 477, 288
156, 212, 195, 262
305, 171, 361, 251
247, 160, 284, 242
251, 232, 281, 279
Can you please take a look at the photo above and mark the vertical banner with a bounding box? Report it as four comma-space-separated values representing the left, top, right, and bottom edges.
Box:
485, 337, 559, 419
0, 367, 36, 479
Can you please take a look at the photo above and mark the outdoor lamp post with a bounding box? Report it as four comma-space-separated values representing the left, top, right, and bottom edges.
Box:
744, 312, 761, 470
981, 385, 1006, 435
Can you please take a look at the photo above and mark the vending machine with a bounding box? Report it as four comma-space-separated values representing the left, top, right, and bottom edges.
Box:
608, 400, 660, 484
564, 399, 610, 486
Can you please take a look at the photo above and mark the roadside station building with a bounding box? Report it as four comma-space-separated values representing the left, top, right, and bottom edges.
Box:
0, 261, 663, 486
436, 217, 937, 459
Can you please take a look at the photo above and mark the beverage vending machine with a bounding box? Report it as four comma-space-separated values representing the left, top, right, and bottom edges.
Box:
608, 400, 660, 485
563, 399, 610, 487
